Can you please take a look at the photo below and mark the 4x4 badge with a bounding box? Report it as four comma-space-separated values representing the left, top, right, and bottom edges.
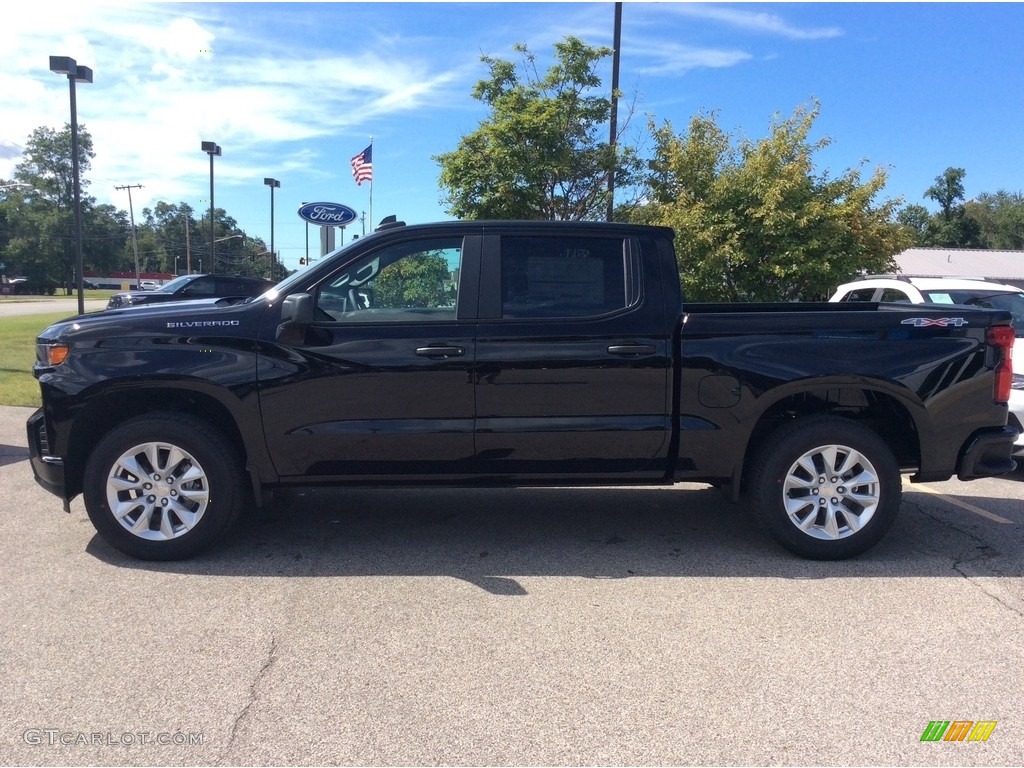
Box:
901, 317, 969, 327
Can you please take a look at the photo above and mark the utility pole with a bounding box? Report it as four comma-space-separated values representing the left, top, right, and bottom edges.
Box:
607, 2, 622, 223
115, 184, 143, 288
185, 215, 192, 273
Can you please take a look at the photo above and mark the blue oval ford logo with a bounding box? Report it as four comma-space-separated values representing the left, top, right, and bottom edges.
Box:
297, 202, 358, 226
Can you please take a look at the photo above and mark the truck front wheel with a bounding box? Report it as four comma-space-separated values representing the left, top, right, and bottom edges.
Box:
750, 416, 902, 560
82, 414, 245, 560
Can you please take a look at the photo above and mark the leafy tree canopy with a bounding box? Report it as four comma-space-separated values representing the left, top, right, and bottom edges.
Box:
966, 190, 1024, 250
900, 166, 985, 248
632, 102, 909, 302
435, 36, 642, 221
925, 167, 967, 222
375, 251, 454, 308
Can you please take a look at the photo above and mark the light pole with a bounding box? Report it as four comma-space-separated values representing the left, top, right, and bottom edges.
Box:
49, 56, 93, 315
263, 178, 280, 279
301, 201, 310, 265
201, 141, 221, 273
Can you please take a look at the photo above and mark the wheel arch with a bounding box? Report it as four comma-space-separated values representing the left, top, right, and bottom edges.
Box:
64, 381, 265, 499
737, 380, 925, 494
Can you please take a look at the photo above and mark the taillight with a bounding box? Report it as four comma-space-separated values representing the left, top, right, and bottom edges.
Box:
987, 325, 1014, 404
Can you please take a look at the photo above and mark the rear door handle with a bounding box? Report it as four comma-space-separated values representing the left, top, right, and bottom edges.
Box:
416, 345, 465, 358
607, 344, 656, 357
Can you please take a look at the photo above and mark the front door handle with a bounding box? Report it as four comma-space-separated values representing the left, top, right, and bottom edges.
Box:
416, 345, 465, 359
607, 344, 656, 357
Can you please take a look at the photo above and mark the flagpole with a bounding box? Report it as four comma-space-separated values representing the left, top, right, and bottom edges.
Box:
368, 137, 373, 227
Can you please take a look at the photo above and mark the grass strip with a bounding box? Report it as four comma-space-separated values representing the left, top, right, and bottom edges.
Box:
0, 312, 75, 407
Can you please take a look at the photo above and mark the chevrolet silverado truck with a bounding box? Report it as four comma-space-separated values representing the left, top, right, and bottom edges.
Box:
27, 220, 1018, 561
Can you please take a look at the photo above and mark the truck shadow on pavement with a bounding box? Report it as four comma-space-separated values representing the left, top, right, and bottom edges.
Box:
86, 485, 1023, 590
0, 442, 29, 469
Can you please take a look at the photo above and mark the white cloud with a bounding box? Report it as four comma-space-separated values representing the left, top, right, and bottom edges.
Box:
0, 4, 466, 205
662, 4, 843, 41
630, 42, 753, 76
152, 17, 216, 62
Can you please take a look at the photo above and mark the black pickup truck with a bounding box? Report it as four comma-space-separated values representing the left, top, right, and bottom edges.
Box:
27, 220, 1018, 561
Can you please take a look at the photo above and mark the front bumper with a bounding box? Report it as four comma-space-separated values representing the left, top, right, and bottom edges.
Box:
957, 425, 1019, 480
26, 408, 68, 500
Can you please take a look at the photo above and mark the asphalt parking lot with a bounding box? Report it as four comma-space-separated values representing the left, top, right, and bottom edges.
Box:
0, 403, 1021, 766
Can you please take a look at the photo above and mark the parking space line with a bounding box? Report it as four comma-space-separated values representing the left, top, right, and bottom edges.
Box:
912, 484, 1015, 524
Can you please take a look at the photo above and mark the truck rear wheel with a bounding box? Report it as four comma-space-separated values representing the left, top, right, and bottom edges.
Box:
83, 414, 244, 560
750, 416, 902, 560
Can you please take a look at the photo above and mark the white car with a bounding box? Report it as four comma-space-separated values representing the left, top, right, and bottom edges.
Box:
139, 280, 160, 291
831, 276, 1024, 460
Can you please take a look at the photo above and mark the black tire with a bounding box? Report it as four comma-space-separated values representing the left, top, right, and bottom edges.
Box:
83, 413, 245, 560
749, 416, 902, 560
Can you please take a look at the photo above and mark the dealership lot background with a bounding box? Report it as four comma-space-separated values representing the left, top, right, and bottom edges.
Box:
1, 397, 1022, 765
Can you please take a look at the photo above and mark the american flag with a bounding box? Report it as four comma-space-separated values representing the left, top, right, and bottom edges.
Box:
350, 144, 373, 185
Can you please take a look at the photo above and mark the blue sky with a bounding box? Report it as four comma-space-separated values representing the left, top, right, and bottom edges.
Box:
2, 1, 1023, 271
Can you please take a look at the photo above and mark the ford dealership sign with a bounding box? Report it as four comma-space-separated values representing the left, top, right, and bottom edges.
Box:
297, 202, 358, 226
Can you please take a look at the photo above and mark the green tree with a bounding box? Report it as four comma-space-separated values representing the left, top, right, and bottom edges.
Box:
237, 235, 289, 281
1, 125, 97, 291
634, 103, 908, 301
137, 207, 172, 272
435, 36, 643, 221
896, 203, 931, 242
913, 167, 984, 248
965, 190, 1024, 250
84, 203, 131, 275
925, 167, 967, 221
375, 252, 454, 308
147, 201, 195, 273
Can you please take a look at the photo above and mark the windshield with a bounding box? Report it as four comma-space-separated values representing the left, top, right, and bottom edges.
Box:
262, 236, 368, 301
155, 275, 197, 293
922, 289, 1024, 337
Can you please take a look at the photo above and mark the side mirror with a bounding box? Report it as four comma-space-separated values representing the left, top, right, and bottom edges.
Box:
280, 292, 315, 324
277, 292, 315, 342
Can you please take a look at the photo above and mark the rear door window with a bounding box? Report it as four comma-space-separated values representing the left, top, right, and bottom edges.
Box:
499, 235, 637, 319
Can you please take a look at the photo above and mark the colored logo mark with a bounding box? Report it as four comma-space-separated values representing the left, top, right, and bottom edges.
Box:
920, 720, 996, 742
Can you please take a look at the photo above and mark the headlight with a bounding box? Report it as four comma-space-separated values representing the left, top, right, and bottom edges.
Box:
38, 343, 70, 366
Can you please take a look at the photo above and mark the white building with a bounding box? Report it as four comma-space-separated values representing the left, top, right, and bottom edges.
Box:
895, 247, 1024, 289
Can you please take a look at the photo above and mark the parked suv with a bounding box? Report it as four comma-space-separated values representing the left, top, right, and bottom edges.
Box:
106, 274, 275, 309
831, 275, 1024, 459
